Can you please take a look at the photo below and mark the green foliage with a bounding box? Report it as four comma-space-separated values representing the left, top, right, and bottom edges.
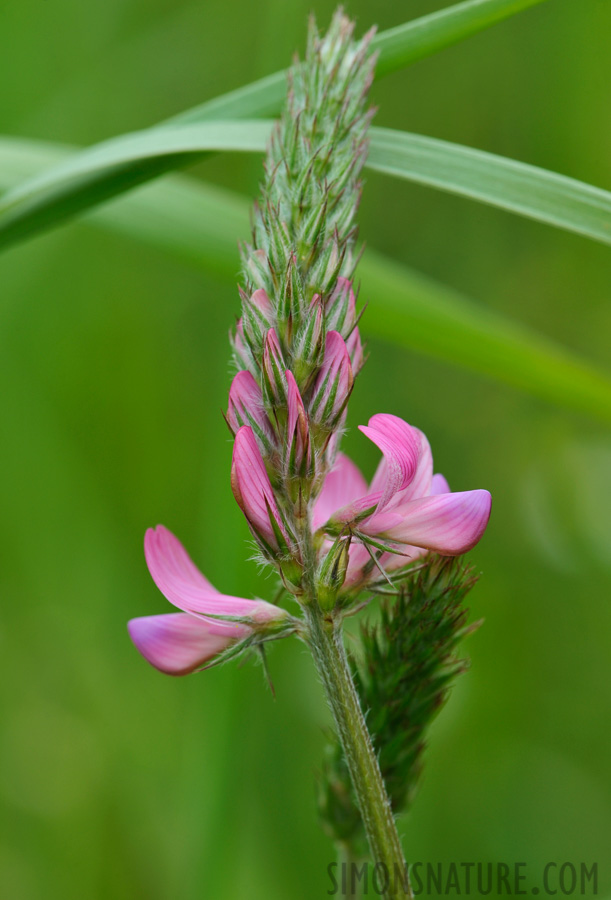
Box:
319, 556, 479, 857
3, 120, 611, 252
0, 2, 556, 254
1, 1, 611, 897
368, 129, 611, 246
2, 138, 610, 422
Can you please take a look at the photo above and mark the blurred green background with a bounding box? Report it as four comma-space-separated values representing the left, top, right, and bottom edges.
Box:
1, 1, 610, 897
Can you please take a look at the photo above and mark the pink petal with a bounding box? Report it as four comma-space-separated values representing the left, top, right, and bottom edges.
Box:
128, 613, 250, 676
365, 489, 492, 555
230, 426, 289, 550
359, 414, 421, 512
312, 453, 369, 531
144, 525, 281, 621
384, 429, 433, 508
431, 473, 450, 495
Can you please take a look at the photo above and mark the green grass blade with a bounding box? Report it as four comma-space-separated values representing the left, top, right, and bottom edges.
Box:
0, 122, 273, 248
0, 0, 550, 248
1, 136, 610, 424
367, 129, 611, 246
2, 119, 610, 253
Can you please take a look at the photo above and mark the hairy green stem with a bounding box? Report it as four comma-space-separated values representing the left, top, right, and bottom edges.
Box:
305, 603, 412, 900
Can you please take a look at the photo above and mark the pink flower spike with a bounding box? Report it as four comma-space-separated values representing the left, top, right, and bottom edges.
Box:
364, 489, 492, 556
227, 371, 274, 449
128, 613, 250, 676
285, 370, 311, 476
310, 331, 354, 427
231, 426, 291, 552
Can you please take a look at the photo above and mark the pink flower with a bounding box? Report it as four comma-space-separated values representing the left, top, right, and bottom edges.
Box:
231, 425, 293, 552
128, 526, 289, 675
313, 414, 491, 589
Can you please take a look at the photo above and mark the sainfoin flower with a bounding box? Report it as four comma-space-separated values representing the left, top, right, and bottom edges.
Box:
313, 413, 491, 590
128, 526, 290, 675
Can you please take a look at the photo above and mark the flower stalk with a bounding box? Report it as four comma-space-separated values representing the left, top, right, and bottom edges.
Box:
128, 9, 491, 896
306, 601, 412, 899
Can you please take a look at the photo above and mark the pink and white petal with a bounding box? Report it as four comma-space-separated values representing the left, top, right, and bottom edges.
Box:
359, 414, 421, 512
389, 429, 433, 505
144, 525, 267, 619
312, 453, 369, 531
365, 489, 491, 555
128, 613, 250, 676
430, 473, 451, 495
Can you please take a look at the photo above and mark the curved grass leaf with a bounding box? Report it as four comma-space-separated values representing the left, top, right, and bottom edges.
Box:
2, 119, 610, 254
0, 0, 550, 249
367, 129, 611, 246
0, 122, 273, 248
1, 136, 610, 424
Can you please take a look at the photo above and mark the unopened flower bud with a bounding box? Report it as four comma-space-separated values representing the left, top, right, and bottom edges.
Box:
231, 426, 297, 558
262, 328, 288, 406
316, 536, 351, 610
241, 288, 275, 349
285, 370, 312, 480
346, 325, 365, 374
292, 294, 325, 384
227, 371, 276, 453
245, 246, 273, 294
309, 331, 354, 428
325, 277, 357, 336
231, 319, 255, 372
277, 255, 305, 342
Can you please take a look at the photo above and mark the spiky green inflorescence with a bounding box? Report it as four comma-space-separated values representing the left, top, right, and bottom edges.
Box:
318, 555, 481, 857
235, 10, 375, 379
